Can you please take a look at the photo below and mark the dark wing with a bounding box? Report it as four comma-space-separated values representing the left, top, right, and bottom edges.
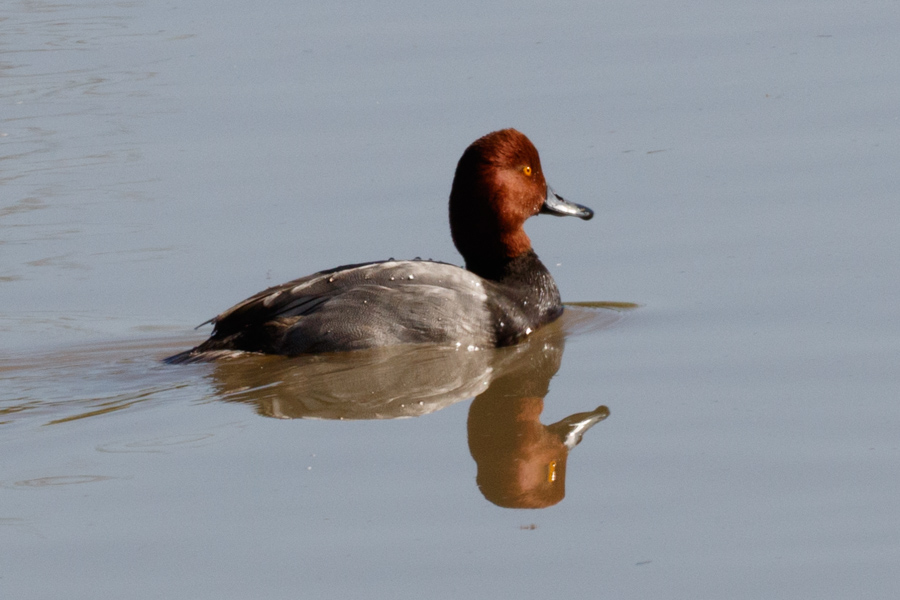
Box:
203, 260, 382, 338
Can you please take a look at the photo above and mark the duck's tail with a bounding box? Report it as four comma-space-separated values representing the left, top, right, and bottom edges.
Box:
163, 341, 249, 364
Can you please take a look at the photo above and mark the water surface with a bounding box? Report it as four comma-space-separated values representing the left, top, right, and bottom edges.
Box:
2, 1, 899, 598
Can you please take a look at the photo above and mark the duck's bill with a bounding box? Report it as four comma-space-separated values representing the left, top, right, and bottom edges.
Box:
540, 187, 594, 221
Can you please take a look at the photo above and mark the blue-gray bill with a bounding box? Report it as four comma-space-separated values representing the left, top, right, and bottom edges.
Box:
540, 186, 594, 220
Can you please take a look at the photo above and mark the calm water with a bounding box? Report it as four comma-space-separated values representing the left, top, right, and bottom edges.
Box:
2, 1, 899, 598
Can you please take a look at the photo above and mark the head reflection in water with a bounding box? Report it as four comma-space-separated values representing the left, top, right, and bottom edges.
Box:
468, 394, 608, 509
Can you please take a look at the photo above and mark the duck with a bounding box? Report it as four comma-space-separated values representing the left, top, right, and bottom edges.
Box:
166, 129, 593, 363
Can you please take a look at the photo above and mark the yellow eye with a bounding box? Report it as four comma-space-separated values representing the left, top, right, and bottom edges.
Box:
523, 166, 533, 177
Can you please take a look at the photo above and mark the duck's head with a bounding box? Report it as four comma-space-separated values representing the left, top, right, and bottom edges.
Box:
449, 129, 593, 279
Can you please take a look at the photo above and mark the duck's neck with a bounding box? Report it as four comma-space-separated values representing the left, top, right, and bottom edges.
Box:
464, 244, 536, 281
492, 249, 552, 285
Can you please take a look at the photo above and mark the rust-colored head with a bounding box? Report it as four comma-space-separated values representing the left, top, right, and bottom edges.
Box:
448, 129, 592, 279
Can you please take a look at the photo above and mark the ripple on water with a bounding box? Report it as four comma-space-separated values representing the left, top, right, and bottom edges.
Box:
96, 432, 218, 454
10, 475, 118, 488
0, 334, 212, 429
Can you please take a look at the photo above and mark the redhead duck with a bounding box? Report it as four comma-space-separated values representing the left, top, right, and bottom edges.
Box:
166, 129, 592, 363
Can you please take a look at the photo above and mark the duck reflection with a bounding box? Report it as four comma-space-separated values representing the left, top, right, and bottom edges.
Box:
208, 343, 495, 420
208, 306, 619, 507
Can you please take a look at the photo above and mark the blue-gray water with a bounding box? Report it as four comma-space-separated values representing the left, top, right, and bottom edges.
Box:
2, 1, 899, 598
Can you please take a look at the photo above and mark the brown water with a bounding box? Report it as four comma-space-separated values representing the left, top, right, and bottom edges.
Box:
3, 1, 900, 598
